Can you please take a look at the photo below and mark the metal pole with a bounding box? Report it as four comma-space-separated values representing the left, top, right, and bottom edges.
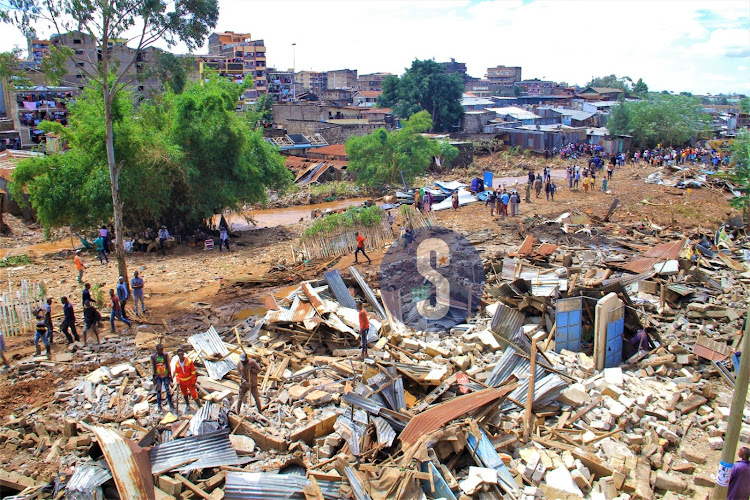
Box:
292, 42, 296, 102
712, 307, 750, 499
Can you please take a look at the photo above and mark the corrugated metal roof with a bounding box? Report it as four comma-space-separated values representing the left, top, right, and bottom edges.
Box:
66, 462, 112, 494
510, 235, 534, 257
188, 326, 236, 380
344, 467, 371, 500
399, 386, 515, 447
150, 429, 240, 475
349, 266, 386, 319
535, 243, 558, 257
90, 426, 154, 500
188, 401, 215, 436
224, 471, 342, 500
301, 282, 331, 315
265, 296, 316, 324
621, 257, 660, 274
644, 238, 686, 260
490, 303, 525, 340
334, 412, 368, 455
372, 416, 396, 447
324, 269, 357, 309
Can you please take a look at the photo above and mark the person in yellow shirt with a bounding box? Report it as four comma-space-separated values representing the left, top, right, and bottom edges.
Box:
73, 250, 86, 284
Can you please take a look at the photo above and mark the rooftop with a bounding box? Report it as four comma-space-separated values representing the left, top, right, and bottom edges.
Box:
309, 144, 347, 156
487, 106, 540, 120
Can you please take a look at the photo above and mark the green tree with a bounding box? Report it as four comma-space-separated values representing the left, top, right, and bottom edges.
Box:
726, 129, 750, 222
2, 0, 219, 286
587, 74, 632, 94
607, 94, 709, 147
0, 48, 31, 88
740, 97, 750, 114
248, 94, 274, 125
346, 111, 458, 186
513, 84, 522, 97
153, 52, 195, 94
633, 78, 649, 96
378, 59, 463, 132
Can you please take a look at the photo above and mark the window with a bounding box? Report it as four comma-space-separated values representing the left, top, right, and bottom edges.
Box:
76, 62, 84, 67
76, 74, 83, 79
73, 39, 82, 44
75, 50, 84, 55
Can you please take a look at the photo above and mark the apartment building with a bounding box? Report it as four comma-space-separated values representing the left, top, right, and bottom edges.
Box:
326, 69, 357, 90
486, 65, 522, 87
356, 72, 391, 92
517, 78, 555, 95
205, 31, 267, 98
296, 71, 328, 96
267, 68, 294, 102
439, 58, 470, 82
28, 39, 51, 62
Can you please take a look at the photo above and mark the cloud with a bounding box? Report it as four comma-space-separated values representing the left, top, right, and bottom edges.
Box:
0, 0, 747, 94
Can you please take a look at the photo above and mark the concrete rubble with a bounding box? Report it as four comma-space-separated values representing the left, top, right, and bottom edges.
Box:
1, 215, 749, 499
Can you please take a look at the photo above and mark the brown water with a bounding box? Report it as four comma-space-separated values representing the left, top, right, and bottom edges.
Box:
225, 198, 370, 230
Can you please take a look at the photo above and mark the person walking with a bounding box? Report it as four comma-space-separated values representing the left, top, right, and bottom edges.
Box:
451, 190, 459, 210
0, 329, 10, 372
82, 300, 102, 345
151, 344, 175, 413
93, 233, 108, 264
34, 310, 50, 357
99, 226, 110, 254
486, 188, 497, 216
235, 352, 263, 414
728, 447, 750, 500
73, 250, 86, 284
109, 289, 131, 333
116, 276, 129, 320
550, 181, 557, 201
218, 226, 230, 253
131, 271, 146, 317
510, 191, 519, 216
158, 225, 170, 256
545, 180, 552, 201
43, 298, 53, 345
357, 300, 370, 360
524, 182, 531, 204
353, 232, 371, 265
174, 348, 202, 412
60, 296, 80, 343
534, 175, 543, 198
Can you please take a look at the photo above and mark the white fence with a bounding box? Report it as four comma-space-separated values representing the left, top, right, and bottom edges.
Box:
0, 280, 46, 337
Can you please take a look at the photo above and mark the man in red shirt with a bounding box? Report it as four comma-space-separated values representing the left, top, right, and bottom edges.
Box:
174, 348, 202, 412
357, 299, 369, 360
354, 232, 371, 265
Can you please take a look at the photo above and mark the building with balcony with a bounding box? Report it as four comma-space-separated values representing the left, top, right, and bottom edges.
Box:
486, 65, 522, 87
439, 58, 470, 82
356, 72, 391, 92
28, 39, 51, 62
205, 31, 268, 98
296, 71, 327, 97
518, 78, 555, 96
267, 68, 294, 102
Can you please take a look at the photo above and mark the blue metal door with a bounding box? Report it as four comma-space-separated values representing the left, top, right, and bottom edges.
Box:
605, 306, 624, 367
483, 171, 494, 190
555, 297, 582, 353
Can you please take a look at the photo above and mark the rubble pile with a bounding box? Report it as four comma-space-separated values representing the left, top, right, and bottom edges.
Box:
0, 214, 749, 500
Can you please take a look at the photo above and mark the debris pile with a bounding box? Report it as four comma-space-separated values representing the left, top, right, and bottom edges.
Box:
1, 214, 749, 499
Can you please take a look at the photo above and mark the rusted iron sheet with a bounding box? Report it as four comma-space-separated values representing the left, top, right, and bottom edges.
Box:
265, 296, 316, 324
509, 235, 534, 257
302, 282, 331, 315
644, 238, 686, 260
534, 243, 558, 257
620, 257, 659, 274
264, 295, 279, 311
399, 385, 515, 447
90, 426, 154, 500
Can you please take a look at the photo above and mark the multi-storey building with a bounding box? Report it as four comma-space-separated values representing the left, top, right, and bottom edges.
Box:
486, 65, 522, 87
28, 39, 51, 62
267, 68, 294, 102
205, 31, 267, 99
356, 72, 391, 92
326, 69, 357, 90
296, 71, 328, 96
517, 78, 555, 95
439, 58, 470, 82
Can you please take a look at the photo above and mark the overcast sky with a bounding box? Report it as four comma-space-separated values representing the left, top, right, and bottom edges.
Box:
2, 0, 748, 95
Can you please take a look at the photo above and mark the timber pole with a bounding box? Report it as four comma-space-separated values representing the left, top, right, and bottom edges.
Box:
712, 306, 750, 499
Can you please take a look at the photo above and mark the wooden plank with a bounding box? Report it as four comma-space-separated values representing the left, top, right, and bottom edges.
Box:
174, 474, 211, 500
569, 396, 603, 424
412, 374, 457, 413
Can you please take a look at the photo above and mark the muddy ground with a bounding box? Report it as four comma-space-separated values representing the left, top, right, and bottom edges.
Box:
0, 156, 739, 479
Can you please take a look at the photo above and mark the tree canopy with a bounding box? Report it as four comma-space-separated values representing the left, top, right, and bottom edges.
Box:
586, 74, 633, 94
346, 110, 458, 186
379, 59, 464, 132
727, 129, 750, 221
11, 76, 291, 231
606, 94, 709, 147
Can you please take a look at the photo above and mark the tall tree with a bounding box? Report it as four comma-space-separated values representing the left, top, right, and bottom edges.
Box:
633, 78, 649, 96
346, 110, 458, 186
586, 74, 633, 95
607, 94, 709, 147
726, 129, 750, 222
2, 0, 219, 286
378, 59, 463, 132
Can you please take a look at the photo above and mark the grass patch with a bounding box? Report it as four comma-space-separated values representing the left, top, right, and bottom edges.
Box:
308, 181, 360, 199
303, 205, 384, 239
0, 254, 32, 268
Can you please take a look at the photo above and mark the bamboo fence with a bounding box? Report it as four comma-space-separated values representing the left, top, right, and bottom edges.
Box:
0, 279, 46, 337
296, 207, 437, 262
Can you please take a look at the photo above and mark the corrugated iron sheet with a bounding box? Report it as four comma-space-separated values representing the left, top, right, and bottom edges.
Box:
644, 238, 686, 260
150, 429, 240, 475
486, 345, 547, 388
349, 266, 386, 319
490, 303, 525, 340
510, 235, 534, 257
621, 257, 660, 274
499, 373, 567, 411
334, 412, 368, 455
399, 386, 515, 446
301, 282, 331, 315
66, 462, 112, 494
467, 428, 519, 496
324, 269, 357, 309
372, 416, 396, 447
344, 467, 371, 500
224, 471, 341, 500
188, 326, 236, 380
90, 426, 154, 500
188, 401, 215, 436
535, 243, 558, 257
265, 296, 316, 324
264, 295, 279, 311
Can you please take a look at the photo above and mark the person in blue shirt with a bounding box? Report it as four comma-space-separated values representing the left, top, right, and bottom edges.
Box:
116, 276, 129, 320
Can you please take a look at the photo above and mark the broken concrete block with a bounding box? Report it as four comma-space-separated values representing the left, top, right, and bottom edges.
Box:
652, 471, 687, 492
559, 385, 591, 407
288, 385, 313, 400
709, 436, 724, 450
693, 473, 715, 487
603, 367, 623, 387
304, 390, 332, 406
678, 448, 706, 464
459, 466, 498, 495
544, 465, 583, 497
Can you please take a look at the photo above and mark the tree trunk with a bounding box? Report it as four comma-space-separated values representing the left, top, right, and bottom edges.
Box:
103, 88, 129, 288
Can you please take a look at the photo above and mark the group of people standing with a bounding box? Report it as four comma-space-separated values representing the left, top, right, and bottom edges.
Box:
486, 186, 522, 216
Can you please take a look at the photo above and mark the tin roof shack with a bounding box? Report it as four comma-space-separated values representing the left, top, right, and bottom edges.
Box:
462, 95, 496, 112
487, 106, 542, 126
461, 110, 497, 134
577, 86, 625, 101
493, 125, 586, 153
537, 107, 599, 128
587, 127, 632, 155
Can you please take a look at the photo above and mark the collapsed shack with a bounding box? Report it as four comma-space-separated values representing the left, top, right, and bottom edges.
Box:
1, 211, 750, 500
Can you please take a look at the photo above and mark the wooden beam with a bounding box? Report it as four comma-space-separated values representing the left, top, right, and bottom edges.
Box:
174, 474, 211, 500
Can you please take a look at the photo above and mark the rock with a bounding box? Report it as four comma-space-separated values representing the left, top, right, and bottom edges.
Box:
603, 367, 623, 387
709, 436, 724, 450
679, 448, 706, 464
559, 385, 591, 407
693, 473, 715, 487
652, 471, 687, 492
544, 465, 583, 497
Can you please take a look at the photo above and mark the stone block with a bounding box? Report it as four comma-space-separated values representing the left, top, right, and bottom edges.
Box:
652, 471, 687, 492
305, 390, 332, 406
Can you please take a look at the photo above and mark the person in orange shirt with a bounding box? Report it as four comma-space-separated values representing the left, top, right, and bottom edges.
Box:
353, 231, 371, 265
173, 348, 202, 412
73, 250, 86, 283
357, 299, 370, 360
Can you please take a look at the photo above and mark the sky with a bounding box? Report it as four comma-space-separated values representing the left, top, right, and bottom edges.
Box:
1, 0, 749, 95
